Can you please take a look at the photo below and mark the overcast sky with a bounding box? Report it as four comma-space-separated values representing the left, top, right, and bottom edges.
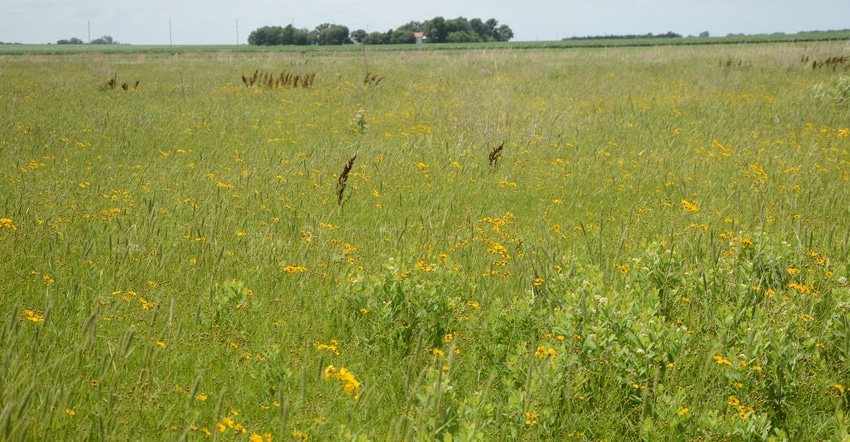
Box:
2, 0, 848, 45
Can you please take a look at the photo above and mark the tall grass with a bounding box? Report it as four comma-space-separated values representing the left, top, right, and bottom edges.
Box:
1, 42, 850, 440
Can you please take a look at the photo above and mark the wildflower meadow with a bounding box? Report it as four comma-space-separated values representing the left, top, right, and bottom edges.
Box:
2, 42, 850, 440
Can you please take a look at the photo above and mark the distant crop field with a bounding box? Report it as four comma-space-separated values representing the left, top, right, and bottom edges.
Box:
2, 41, 850, 440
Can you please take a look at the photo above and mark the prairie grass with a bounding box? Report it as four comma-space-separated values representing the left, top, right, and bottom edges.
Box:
1, 42, 850, 440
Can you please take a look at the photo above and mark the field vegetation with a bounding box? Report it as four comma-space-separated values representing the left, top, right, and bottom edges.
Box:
2, 41, 850, 440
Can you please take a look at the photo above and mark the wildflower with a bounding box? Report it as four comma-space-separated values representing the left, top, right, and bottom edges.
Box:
359, 308, 369, 314
835, 384, 846, 393
337, 368, 360, 398
728, 395, 740, 406
678, 408, 689, 416
0, 218, 16, 230
292, 430, 308, 441
316, 341, 340, 355
324, 365, 338, 381
444, 333, 453, 343
432, 348, 444, 357
524, 411, 538, 426
713, 355, 732, 366
23, 309, 44, 322
156, 341, 167, 349
65, 409, 75, 416
788, 282, 810, 293
416, 259, 433, 271
282, 264, 307, 273
681, 199, 700, 212
534, 346, 556, 359
90, 379, 98, 387
323, 365, 361, 399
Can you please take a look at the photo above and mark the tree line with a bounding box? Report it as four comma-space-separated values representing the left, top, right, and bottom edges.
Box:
56, 36, 118, 45
247, 17, 513, 46
563, 31, 683, 41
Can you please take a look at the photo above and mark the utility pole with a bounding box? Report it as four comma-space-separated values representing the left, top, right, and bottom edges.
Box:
88, 20, 91, 43
169, 19, 173, 49
236, 18, 239, 45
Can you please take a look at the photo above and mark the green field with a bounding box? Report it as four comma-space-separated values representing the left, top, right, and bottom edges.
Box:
1, 29, 848, 55
2, 41, 850, 440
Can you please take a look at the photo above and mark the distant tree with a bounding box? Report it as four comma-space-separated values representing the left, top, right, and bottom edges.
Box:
248, 25, 310, 45
250, 17, 513, 46
315, 24, 349, 45
283, 25, 311, 45
362, 32, 386, 45
495, 24, 514, 42
396, 21, 423, 33
699, 31, 710, 38
350, 29, 367, 44
248, 26, 283, 45
658, 31, 682, 38
446, 17, 473, 35
469, 18, 493, 41
90, 35, 115, 44
446, 31, 481, 43
423, 16, 448, 43
389, 30, 416, 44
69, 37, 84, 44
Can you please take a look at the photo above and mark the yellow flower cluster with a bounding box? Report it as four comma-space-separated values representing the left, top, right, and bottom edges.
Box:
23, 309, 44, 322
713, 355, 732, 366
681, 199, 700, 212
534, 346, 557, 359
324, 365, 361, 399
316, 340, 340, 355
0, 218, 17, 230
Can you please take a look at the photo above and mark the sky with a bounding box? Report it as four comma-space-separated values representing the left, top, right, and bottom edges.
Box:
2, 0, 849, 45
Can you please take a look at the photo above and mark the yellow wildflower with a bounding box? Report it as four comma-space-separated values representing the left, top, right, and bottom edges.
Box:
0, 218, 16, 230
681, 199, 700, 212
713, 355, 732, 366
23, 309, 44, 322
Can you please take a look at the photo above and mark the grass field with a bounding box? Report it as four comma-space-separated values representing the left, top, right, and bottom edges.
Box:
2, 41, 850, 440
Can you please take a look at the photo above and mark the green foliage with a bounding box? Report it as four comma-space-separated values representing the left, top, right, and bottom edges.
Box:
2, 41, 850, 440
813, 75, 850, 104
